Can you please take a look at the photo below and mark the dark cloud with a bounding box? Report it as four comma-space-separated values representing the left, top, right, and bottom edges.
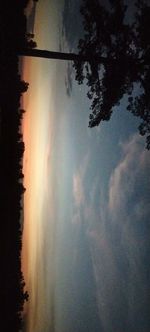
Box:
60, 0, 83, 97
61, 0, 83, 51
65, 62, 73, 97
25, 0, 37, 33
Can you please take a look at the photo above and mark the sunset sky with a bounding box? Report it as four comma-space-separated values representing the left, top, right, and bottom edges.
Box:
21, 1, 150, 332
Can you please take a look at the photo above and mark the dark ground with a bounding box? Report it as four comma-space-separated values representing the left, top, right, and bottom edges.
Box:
0, 1, 30, 331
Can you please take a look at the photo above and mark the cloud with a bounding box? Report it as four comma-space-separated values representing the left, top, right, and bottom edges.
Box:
73, 173, 85, 207
71, 211, 82, 226
86, 134, 150, 332
65, 62, 73, 97
108, 134, 150, 216
72, 152, 90, 209
71, 134, 150, 331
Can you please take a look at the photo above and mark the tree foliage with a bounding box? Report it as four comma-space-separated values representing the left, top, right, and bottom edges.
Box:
73, 0, 150, 149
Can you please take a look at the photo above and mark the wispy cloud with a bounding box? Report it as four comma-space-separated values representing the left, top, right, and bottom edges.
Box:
109, 134, 150, 215
73, 173, 85, 207
72, 152, 90, 217
86, 134, 150, 331
71, 134, 150, 331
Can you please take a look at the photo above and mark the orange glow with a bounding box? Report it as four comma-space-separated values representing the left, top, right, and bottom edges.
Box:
20, 1, 63, 329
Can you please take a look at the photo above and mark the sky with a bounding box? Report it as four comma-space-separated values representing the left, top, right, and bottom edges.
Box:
21, 1, 150, 332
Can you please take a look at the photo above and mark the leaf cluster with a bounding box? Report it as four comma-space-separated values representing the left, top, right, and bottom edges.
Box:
74, 0, 150, 149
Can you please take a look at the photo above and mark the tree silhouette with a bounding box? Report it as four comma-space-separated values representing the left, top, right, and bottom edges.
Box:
73, 0, 150, 149
0, 1, 33, 329
18, 0, 150, 149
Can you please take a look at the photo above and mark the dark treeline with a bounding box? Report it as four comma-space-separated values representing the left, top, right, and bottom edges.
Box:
0, 1, 33, 331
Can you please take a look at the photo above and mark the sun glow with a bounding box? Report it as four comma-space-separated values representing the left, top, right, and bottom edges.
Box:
21, 0, 65, 330
21, 54, 57, 332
